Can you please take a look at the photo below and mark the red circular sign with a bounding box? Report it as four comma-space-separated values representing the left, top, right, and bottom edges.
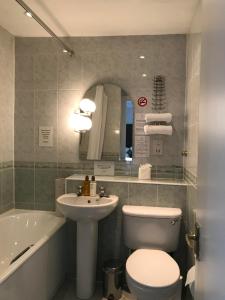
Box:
137, 97, 148, 107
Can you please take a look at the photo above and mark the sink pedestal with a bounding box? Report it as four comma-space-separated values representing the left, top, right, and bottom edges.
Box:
76, 221, 98, 299
56, 194, 119, 299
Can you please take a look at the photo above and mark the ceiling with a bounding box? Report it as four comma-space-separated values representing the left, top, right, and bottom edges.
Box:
0, 0, 198, 37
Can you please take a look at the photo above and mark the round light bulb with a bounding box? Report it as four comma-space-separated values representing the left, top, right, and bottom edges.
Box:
80, 98, 96, 113
72, 113, 92, 132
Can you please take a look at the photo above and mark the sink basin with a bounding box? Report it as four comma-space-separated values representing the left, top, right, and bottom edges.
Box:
56, 193, 118, 221
56, 193, 119, 299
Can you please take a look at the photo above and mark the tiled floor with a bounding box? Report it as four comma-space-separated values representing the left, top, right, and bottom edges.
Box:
53, 280, 135, 300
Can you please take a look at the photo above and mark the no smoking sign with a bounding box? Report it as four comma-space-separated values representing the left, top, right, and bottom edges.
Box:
137, 97, 148, 107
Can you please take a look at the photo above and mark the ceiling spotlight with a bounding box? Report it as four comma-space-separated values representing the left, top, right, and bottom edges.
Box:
63, 49, 68, 53
142, 73, 147, 77
24, 11, 32, 18
139, 55, 145, 59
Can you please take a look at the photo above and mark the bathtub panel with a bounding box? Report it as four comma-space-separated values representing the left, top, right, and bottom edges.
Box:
0, 242, 48, 300
0, 209, 66, 300
46, 225, 68, 299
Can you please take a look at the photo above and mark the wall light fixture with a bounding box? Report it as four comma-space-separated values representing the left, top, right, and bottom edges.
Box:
73, 98, 96, 133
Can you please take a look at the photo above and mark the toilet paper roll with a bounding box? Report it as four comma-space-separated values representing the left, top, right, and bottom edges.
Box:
185, 265, 195, 297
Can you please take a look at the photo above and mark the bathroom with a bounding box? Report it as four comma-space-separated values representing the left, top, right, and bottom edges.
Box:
0, 0, 225, 299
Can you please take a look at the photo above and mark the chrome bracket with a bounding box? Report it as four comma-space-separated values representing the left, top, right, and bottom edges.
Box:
186, 222, 200, 260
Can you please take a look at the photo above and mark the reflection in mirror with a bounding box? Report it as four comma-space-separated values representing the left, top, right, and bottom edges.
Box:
79, 83, 134, 161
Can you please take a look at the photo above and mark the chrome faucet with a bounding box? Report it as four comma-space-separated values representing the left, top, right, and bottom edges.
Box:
99, 186, 105, 197
77, 185, 82, 196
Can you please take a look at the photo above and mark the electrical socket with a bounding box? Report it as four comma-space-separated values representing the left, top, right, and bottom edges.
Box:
152, 139, 163, 155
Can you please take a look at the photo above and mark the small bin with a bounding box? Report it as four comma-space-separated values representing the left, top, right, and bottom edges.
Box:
103, 259, 123, 300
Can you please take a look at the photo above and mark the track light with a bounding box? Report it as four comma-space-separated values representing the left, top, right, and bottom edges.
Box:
24, 11, 32, 18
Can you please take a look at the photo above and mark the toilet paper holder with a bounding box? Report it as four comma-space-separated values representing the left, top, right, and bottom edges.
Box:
186, 222, 200, 260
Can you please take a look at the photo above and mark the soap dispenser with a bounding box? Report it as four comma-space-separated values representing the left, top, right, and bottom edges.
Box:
82, 175, 90, 196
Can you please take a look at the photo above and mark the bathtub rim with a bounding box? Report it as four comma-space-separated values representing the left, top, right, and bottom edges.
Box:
0, 209, 66, 284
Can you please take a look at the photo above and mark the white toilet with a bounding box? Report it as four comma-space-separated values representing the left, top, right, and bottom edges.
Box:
122, 205, 182, 300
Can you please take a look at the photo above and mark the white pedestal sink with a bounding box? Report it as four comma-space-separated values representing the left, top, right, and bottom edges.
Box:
56, 194, 119, 299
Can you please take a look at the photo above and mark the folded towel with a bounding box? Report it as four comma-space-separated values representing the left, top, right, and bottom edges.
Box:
145, 113, 172, 123
144, 125, 173, 135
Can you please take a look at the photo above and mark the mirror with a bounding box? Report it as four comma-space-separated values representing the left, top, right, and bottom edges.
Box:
79, 83, 134, 161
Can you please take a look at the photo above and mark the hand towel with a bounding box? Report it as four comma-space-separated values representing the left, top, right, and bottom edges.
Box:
144, 125, 173, 135
145, 113, 172, 123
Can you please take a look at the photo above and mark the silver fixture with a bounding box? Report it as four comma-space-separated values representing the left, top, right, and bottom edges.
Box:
181, 150, 188, 157
99, 186, 105, 197
152, 75, 166, 112
15, 0, 74, 56
10, 244, 34, 264
170, 218, 179, 225
103, 260, 123, 300
77, 186, 82, 196
186, 222, 200, 260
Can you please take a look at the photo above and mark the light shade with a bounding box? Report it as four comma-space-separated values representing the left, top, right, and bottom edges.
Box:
80, 98, 96, 113
72, 112, 92, 132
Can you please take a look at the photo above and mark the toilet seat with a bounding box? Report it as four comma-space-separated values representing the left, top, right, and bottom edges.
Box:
126, 249, 180, 289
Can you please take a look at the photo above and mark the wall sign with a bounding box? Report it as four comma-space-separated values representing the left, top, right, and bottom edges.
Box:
135, 136, 150, 158
39, 126, 54, 147
94, 161, 115, 176
137, 96, 148, 107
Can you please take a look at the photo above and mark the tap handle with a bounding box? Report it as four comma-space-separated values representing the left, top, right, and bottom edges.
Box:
77, 185, 82, 196
99, 186, 105, 197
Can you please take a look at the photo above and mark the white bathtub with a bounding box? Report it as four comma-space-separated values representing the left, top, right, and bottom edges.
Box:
0, 209, 67, 300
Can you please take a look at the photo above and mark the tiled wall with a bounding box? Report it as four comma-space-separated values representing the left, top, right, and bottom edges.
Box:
66, 179, 187, 280
0, 25, 15, 213
15, 35, 186, 209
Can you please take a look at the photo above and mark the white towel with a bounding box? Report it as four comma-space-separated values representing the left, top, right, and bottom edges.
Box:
145, 113, 172, 123
144, 125, 173, 135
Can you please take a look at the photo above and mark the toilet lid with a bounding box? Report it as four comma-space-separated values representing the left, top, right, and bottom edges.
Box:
126, 249, 180, 288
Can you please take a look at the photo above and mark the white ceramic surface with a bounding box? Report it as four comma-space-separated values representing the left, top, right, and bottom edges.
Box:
123, 205, 182, 300
0, 209, 66, 300
123, 205, 181, 252
57, 193, 119, 299
56, 193, 118, 221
